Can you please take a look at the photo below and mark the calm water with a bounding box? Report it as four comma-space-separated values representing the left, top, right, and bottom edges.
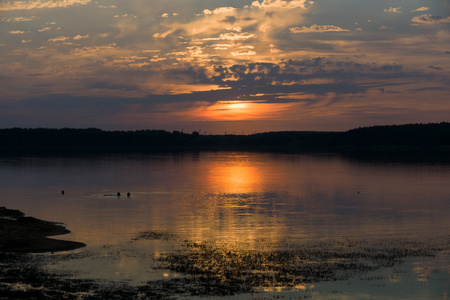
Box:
1, 152, 449, 298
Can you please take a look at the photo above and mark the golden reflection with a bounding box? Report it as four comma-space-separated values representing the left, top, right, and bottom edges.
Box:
167, 155, 296, 243
206, 156, 263, 193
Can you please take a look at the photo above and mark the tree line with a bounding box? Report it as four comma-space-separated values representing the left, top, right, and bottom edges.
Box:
0, 122, 449, 154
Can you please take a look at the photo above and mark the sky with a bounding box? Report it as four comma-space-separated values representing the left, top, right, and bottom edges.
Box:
1, 0, 449, 134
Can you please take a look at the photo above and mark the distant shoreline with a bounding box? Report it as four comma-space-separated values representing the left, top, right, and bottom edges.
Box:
0, 122, 449, 156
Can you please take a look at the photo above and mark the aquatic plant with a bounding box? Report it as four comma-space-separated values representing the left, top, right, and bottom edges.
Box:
153, 236, 450, 295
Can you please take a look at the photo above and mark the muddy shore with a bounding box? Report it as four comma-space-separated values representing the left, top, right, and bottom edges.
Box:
0, 207, 85, 253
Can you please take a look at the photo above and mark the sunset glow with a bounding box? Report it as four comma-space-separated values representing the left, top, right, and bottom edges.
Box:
0, 0, 449, 132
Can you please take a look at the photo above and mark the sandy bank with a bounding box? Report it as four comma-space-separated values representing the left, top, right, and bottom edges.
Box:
0, 207, 85, 253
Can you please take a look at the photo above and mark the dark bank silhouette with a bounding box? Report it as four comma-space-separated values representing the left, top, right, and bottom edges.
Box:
0, 122, 449, 156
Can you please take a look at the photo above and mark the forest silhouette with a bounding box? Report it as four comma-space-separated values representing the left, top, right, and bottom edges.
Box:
1, 122, 449, 156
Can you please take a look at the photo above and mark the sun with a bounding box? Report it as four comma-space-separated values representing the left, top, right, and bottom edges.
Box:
188, 99, 294, 123
227, 102, 248, 110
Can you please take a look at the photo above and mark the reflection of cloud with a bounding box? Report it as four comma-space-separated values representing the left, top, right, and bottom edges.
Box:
0, 0, 91, 11
290, 25, 349, 33
411, 14, 450, 24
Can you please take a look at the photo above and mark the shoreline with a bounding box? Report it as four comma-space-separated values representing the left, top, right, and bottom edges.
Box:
0, 207, 86, 253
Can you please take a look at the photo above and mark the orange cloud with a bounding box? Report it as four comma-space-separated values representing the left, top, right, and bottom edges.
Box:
0, 0, 91, 11
289, 25, 349, 33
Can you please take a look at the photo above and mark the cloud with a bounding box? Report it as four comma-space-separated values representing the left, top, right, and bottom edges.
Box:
207, 58, 409, 99
161, 13, 169, 18
86, 81, 139, 91
153, 33, 167, 39
411, 14, 450, 24
1, 16, 37, 22
289, 25, 349, 33
250, 0, 312, 10
48, 36, 70, 42
74, 34, 89, 40
70, 43, 117, 55
202, 32, 257, 41
0, 0, 92, 11
428, 66, 443, 71
97, 4, 116, 9
114, 14, 137, 19
9, 30, 28, 34
226, 26, 242, 32
231, 49, 257, 56
384, 7, 402, 14
203, 7, 236, 15
411, 7, 429, 13
38, 27, 52, 32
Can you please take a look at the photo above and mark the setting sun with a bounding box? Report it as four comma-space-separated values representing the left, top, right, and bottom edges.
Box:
226, 102, 248, 110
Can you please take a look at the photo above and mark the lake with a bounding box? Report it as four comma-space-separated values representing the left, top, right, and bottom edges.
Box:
1, 152, 449, 299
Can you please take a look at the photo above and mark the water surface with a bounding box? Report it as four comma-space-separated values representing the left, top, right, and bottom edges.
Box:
1, 152, 449, 298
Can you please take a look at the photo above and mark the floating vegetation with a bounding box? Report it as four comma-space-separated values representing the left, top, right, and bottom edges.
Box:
153, 236, 450, 296
133, 231, 178, 241
0, 234, 449, 299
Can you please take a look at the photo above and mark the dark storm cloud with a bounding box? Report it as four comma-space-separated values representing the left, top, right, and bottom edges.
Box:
209, 58, 411, 89
165, 66, 210, 84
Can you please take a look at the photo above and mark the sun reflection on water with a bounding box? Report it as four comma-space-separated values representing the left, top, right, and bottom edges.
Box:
3, 153, 450, 298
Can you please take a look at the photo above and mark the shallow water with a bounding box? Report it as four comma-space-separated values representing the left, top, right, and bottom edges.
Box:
1, 152, 449, 298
